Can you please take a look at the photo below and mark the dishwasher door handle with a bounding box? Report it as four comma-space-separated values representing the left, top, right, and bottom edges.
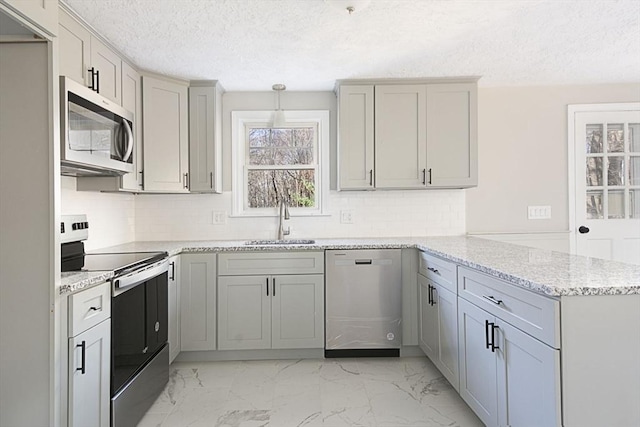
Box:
355, 259, 372, 265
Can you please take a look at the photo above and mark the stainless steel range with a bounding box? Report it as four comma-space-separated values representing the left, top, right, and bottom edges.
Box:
61, 215, 169, 427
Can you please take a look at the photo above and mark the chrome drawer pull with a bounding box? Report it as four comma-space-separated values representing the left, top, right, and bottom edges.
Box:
427, 267, 440, 275
482, 295, 503, 305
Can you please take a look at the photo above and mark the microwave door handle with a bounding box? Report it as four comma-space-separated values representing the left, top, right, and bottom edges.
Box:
122, 119, 134, 162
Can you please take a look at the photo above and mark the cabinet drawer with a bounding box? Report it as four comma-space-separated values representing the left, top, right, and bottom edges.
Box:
458, 267, 559, 348
218, 252, 324, 276
418, 251, 456, 293
69, 282, 111, 337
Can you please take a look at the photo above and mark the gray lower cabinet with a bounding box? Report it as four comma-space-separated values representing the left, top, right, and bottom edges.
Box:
217, 252, 325, 351
180, 253, 217, 351
218, 274, 324, 350
418, 273, 459, 391
457, 268, 561, 427
67, 283, 111, 427
167, 255, 181, 362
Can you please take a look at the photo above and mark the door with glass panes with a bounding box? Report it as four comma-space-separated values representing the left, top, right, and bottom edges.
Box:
572, 105, 640, 264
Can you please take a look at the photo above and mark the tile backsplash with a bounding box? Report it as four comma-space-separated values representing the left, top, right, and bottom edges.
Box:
60, 177, 136, 250
62, 177, 465, 248
134, 190, 465, 242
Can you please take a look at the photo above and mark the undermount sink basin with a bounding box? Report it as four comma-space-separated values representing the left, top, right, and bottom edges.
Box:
244, 239, 316, 245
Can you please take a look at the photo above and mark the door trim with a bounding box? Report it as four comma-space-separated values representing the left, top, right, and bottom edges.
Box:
567, 102, 640, 254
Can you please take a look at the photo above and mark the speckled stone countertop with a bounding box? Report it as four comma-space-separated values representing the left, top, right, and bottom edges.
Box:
60, 236, 640, 297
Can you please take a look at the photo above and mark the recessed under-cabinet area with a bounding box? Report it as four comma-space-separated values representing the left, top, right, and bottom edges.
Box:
337, 79, 478, 190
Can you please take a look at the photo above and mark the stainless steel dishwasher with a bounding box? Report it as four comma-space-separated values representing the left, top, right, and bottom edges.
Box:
325, 249, 402, 357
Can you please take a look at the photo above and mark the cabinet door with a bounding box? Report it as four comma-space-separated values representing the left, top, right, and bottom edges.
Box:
120, 62, 142, 191
458, 298, 498, 427
180, 253, 216, 351
338, 85, 375, 190
58, 8, 91, 86
3, 0, 58, 36
434, 283, 459, 391
90, 36, 122, 105
142, 75, 189, 192
375, 84, 427, 189
68, 319, 110, 427
496, 319, 561, 427
218, 275, 271, 350
271, 274, 324, 349
167, 256, 180, 362
189, 85, 221, 193
426, 83, 477, 188
418, 274, 438, 360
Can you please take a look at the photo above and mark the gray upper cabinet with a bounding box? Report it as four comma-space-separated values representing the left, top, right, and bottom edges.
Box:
58, 7, 122, 105
375, 84, 427, 189
426, 83, 477, 188
1, 0, 58, 36
338, 85, 374, 190
188, 82, 223, 193
119, 62, 143, 191
337, 78, 478, 190
142, 74, 190, 192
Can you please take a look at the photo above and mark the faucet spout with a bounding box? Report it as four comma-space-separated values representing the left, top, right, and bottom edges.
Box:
278, 201, 290, 240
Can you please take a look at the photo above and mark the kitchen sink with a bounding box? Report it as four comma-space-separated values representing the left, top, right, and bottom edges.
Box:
244, 239, 316, 245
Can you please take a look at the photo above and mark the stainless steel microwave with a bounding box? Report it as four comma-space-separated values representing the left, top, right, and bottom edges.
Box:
60, 76, 135, 176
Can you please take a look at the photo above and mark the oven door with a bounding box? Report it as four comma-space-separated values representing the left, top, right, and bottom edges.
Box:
111, 272, 168, 395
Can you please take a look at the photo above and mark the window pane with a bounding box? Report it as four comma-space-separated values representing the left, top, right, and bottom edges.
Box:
631, 190, 640, 219
607, 156, 625, 186
607, 123, 624, 153
608, 190, 625, 219
586, 124, 603, 153
631, 156, 640, 185
248, 127, 315, 166
586, 157, 603, 186
247, 169, 315, 208
586, 191, 603, 219
630, 123, 640, 152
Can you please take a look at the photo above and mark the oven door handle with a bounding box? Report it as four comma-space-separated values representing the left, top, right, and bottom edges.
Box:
112, 258, 169, 296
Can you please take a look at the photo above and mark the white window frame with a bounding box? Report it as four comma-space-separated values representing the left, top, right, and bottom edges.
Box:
231, 110, 330, 217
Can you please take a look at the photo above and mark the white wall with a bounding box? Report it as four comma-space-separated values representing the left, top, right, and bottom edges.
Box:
467, 83, 640, 246
60, 176, 136, 250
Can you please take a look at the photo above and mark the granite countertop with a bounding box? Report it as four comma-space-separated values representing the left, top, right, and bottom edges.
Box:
60, 236, 640, 297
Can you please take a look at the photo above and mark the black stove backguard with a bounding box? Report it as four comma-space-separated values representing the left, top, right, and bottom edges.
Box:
61, 241, 86, 272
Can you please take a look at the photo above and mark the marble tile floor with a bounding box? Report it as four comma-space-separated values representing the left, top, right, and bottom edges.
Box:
138, 356, 484, 427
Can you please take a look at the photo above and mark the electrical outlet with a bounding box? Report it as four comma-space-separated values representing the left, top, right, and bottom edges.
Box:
212, 210, 226, 224
340, 210, 354, 224
528, 205, 551, 220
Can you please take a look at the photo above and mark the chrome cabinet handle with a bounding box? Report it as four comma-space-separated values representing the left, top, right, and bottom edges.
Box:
482, 295, 503, 305
422, 169, 426, 185
183, 173, 189, 189
427, 267, 440, 275
169, 262, 175, 280
210, 172, 214, 189
428, 168, 432, 185
369, 169, 373, 186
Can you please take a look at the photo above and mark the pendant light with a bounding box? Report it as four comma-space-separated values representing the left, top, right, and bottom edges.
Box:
272, 84, 286, 127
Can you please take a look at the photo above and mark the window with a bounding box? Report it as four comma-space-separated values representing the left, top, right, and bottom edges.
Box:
232, 111, 329, 216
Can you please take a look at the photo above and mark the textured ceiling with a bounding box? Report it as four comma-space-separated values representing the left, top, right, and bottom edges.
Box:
63, 0, 640, 91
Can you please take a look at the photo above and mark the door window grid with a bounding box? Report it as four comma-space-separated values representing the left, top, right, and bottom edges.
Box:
586, 122, 640, 219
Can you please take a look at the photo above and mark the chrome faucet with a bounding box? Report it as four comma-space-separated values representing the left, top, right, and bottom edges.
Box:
277, 200, 290, 240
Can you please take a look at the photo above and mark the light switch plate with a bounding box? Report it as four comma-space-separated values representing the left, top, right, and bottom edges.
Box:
212, 210, 226, 224
340, 210, 354, 224
528, 205, 551, 220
